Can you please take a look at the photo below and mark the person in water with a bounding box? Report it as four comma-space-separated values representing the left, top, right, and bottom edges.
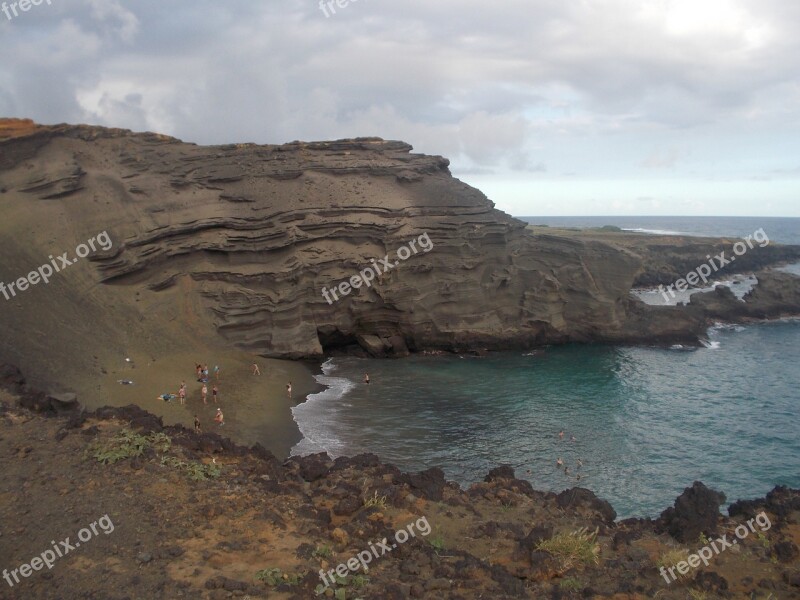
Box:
286, 382, 292, 398
364, 373, 370, 384
558, 430, 564, 440
556, 457, 563, 467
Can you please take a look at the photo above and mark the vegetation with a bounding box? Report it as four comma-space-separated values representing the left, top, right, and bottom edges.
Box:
160, 456, 221, 481
312, 544, 333, 560
86, 429, 171, 464
537, 527, 600, 570
313, 572, 369, 599
559, 576, 583, 591
363, 491, 387, 509
429, 533, 447, 553
255, 567, 303, 586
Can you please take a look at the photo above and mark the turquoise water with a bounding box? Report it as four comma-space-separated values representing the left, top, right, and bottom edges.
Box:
293, 321, 800, 518
292, 216, 800, 518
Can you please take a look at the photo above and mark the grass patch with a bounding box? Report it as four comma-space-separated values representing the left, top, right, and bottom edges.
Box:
655, 547, 689, 571
537, 527, 600, 570
255, 567, 303, 586
363, 491, 387, 509
86, 429, 171, 464
160, 456, 221, 481
312, 544, 333, 560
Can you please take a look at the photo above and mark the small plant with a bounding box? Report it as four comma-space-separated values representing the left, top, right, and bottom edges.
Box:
537, 527, 600, 570
429, 534, 446, 553
87, 429, 171, 464
698, 532, 709, 546
688, 589, 708, 600
363, 491, 387, 509
350, 574, 369, 588
255, 567, 303, 586
312, 544, 333, 560
160, 456, 221, 481
148, 432, 172, 453
656, 547, 689, 571
559, 577, 582, 591
755, 531, 770, 549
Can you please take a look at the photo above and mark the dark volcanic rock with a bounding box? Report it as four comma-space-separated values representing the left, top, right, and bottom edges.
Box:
555, 487, 617, 525
659, 481, 726, 543
485, 465, 516, 482
395, 467, 447, 501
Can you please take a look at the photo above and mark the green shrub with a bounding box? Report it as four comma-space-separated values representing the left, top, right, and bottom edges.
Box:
87, 429, 170, 464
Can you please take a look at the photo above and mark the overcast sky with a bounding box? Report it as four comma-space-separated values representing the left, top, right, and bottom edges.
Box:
1, 0, 798, 216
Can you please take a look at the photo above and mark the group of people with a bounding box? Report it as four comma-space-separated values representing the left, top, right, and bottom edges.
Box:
189, 362, 224, 431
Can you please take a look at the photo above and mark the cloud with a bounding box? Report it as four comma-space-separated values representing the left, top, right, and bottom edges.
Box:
641, 148, 682, 169
0, 0, 798, 214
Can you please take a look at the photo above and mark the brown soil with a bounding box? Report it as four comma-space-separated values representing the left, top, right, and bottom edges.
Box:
1, 399, 798, 600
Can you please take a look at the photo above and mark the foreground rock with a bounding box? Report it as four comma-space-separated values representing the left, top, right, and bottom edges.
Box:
1, 396, 798, 600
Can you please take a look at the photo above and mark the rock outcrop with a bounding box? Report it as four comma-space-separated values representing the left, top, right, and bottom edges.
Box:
1, 119, 798, 368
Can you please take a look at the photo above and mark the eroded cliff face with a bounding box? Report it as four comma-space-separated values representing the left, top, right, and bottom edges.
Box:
0, 119, 781, 366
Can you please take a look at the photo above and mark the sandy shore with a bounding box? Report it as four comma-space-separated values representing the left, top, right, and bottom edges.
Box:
74, 345, 322, 459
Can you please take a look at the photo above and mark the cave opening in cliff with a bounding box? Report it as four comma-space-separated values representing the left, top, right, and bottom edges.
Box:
316, 327, 359, 352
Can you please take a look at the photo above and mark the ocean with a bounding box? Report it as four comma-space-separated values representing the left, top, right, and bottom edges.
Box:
291, 216, 800, 518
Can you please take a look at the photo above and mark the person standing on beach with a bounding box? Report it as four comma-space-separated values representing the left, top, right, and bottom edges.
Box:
214, 408, 224, 426
252, 363, 261, 375
286, 382, 292, 398
201, 383, 208, 404
212, 384, 219, 404
214, 365, 220, 381
178, 385, 186, 405
194, 415, 201, 433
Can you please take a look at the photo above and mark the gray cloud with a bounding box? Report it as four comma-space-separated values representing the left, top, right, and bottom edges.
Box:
0, 0, 798, 214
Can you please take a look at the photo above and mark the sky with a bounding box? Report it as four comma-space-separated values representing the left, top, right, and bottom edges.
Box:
1, 0, 799, 217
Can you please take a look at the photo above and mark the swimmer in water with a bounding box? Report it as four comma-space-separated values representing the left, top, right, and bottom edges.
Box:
556, 457, 563, 468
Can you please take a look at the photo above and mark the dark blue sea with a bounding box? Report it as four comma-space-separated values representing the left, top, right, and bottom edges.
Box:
292, 217, 800, 518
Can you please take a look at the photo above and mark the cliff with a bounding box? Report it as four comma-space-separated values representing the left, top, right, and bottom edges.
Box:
0, 119, 798, 387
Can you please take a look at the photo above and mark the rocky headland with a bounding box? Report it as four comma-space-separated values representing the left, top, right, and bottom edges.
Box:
1, 117, 799, 387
